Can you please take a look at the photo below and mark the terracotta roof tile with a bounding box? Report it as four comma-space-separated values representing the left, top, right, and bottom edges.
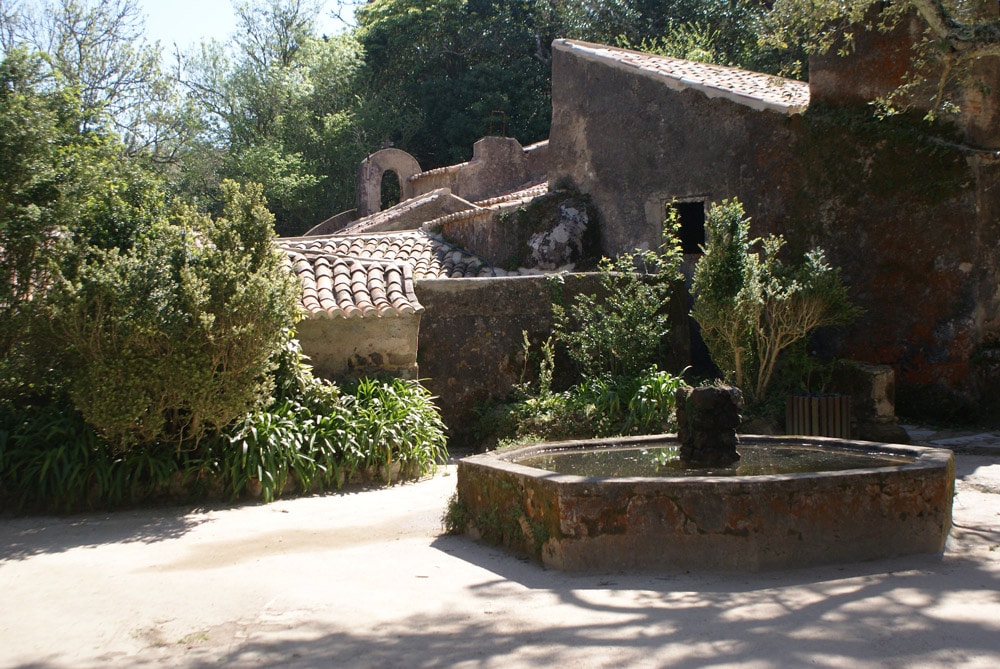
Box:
279, 230, 500, 281
282, 251, 423, 319
555, 39, 809, 114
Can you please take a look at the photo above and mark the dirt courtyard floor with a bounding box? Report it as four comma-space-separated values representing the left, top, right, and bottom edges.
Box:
1, 433, 998, 668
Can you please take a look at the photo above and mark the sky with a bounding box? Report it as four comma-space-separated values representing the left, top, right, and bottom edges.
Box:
137, 0, 353, 52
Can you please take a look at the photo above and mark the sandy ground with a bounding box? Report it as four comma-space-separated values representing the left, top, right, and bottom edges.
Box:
1, 435, 998, 668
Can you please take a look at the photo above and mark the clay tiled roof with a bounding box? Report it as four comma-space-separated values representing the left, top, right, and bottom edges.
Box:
555, 39, 810, 114
279, 230, 498, 281
283, 252, 423, 319
279, 181, 551, 319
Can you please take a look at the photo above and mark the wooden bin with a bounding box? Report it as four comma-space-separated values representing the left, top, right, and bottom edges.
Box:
785, 394, 852, 438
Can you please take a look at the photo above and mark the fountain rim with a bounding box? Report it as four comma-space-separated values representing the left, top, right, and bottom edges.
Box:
468, 433, 953, 485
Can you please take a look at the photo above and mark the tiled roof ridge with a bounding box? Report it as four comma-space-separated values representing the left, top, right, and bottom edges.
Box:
474, 182, 548, 208
288, 248, 411, 268
409, 161, 468, 181
554, 39, 810, 114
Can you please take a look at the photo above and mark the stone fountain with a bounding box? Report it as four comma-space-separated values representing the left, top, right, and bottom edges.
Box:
454, 385, 955, 571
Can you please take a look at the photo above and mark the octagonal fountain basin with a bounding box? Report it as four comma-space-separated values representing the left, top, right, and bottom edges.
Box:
455, 434, 955, 572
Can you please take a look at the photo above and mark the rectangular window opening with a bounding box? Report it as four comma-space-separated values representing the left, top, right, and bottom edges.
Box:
672, 201, 706, 254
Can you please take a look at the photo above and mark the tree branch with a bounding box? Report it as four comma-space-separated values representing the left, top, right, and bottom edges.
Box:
911, 0, 1000, 59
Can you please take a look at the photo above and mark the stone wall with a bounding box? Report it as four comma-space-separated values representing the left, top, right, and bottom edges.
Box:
547, 39, 1000, 409
409, 137, 547, 203
415, 275, 586, 446
415, 273, 690, 447
297, 315, 421, 381
431, 187, 601, 271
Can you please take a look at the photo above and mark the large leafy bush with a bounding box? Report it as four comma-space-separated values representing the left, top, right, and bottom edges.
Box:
222, 341, 449, 503
47, 181, 299, 450
553, 219, 683, 379
1, 340, 450, 511
487, 220, 687, 446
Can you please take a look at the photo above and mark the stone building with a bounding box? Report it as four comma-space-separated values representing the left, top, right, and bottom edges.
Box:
548, 37, 1000, 411
279, 21, 1000, 426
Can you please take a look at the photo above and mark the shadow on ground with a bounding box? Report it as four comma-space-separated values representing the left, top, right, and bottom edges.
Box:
172, 541, 1000, 668
0, 505, 214, 561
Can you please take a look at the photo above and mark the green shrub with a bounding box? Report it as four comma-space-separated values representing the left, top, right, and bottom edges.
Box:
487, 367, 685, 446
220, 343, 354, 502
47, 181, 300, 450
0, 50, 166, 400
691, 199, 859, 404
626, 368, 688, 433
1, 334, 450, 510
218, 337, 448, 502
343, 377, 449, 480
553, 216, 682, 379
484, 217, 687, 447
0, 399, 183, 512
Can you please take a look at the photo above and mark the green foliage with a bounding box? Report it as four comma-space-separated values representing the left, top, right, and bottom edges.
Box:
0, 51, 66, 383
575, 368, 686, 437
0, 398, 187, 513
219, 338, 447, 503
47, 180, 300, 450
343, 377, 450, 478
617, 4, 775, 73
180, 4, 366, 234
491, 366, 685, 445
626, 368, 688, 433
765, 0, 1000, 110
1, 20, 455, 512
1, 0, 188, 157
355, 0, 558, 167
225, 400, 318, 503
691, 199, 860, 405
0, 49, 168, 398
221, 373, 448, 503
1, 340, 450, 510
482, 215, 687, 447
553, 217, 682, 378
442, 492, 470, 535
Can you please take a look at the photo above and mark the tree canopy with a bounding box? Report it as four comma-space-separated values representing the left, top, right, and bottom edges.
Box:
4, 0, 1000, 233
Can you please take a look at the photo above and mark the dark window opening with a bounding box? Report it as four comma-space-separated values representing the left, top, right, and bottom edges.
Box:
380, 170, 401, 210
674, 201, 706, 254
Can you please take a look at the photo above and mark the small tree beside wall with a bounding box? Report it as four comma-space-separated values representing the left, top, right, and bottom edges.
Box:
691, 199, 859, 405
